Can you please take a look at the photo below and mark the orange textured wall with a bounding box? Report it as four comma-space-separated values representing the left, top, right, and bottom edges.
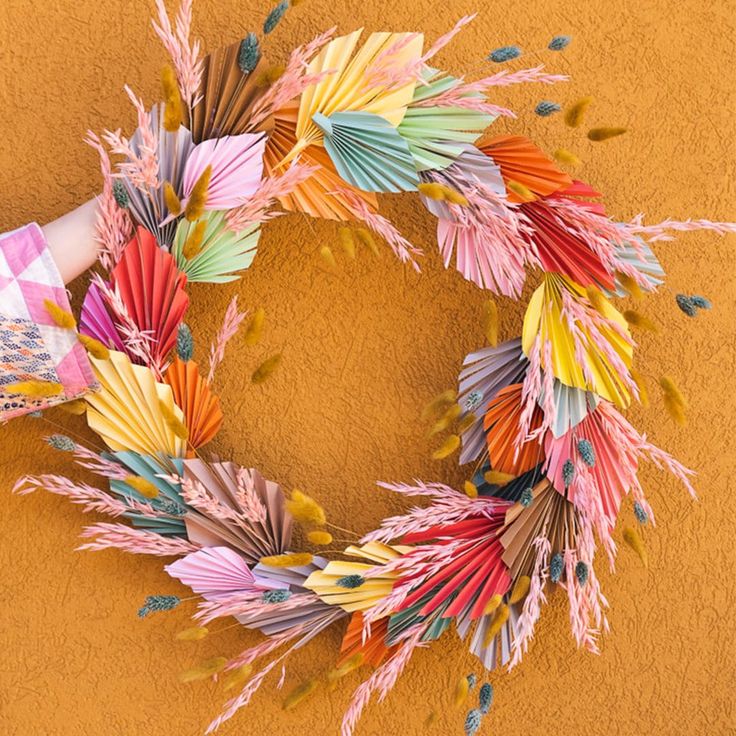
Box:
1, 1, 734, 735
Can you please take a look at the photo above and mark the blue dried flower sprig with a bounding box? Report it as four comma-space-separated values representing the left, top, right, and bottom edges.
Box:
575, 561, 589, 586
336, 574, 365, 589
535, 101, 561, 117
549, 35, 572, 51
46, 434, 76, 452
263, 1, 288, 34
520, 487, 534, 507
489, 45, 521, 63
112, 179, 129, 208
176, 323, 194, 361
238, 33, 260, 73
577, 439, 596, 468
464, 708, 483, 736
138, 594, 180, 618
634, 501, 648, 524
676, 293, 711, 317
262, 589, 291, 604
562, 459, 575, 488
479, 682, 494, 714
550, 552, 564, 583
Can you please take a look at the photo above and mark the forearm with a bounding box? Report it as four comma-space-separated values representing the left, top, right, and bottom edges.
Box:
41, 198, 100, 284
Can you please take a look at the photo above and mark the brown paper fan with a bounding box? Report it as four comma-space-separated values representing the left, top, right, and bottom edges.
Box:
483, 383, 544, 476
263, 102, 378, 221
182, 460, 293, 564
499, 479, 578, 580
190, 41, 273, 142
164, 356, 223, 454
479, 135, 572, 203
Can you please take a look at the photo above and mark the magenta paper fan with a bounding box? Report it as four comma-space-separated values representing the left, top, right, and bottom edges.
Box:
182, 132, 267, 210
79, 279, 127, 353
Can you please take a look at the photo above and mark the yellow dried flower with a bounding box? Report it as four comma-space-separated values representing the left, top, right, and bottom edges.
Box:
418, 182, 445, 200
319, 245, 338, 272
509, 575, 531, 604
286, 489, 326, 526
256, 64, 285, 87
564, 96, 593, 128
622, 526, 648, 568
355, 228, 379, 257
283, 679, 318, 711
506, 180, 535, 202
483, 604, 510, 646
432, 433, 460, 460
421, 389, 457, 421
251, 353, 282, 384
159, 399, 189, 441
585, 285, 608, 314
184, 165, 212, 221
623, 310, 658, 332
176, 626, 209, 641
78, 333, 110, 360
43, 299, 76, 329
125, 474, 159, 499
260, 552, 314, 568
161, 64, 184, 132
659, 376, 687, 409
553, 148, 581, 167
327, 653, 364, 682
182, 220, 207, 260
617, 272, 644, 300
58, 399, 87, 415
223, 664, 253, 691
179, 656, 227, 683
588, 127, 627, 141
463, 481, 478, 499
482, 299, 499, 347
338, 227, 356, 258
429, 403, 462, 436
243, 307, 265, 346
307, 530, 333, 545
6, 380, 62, 397
456, 413, 476, 434
482, 593, 503, 616
663, 394, 686, 427
453, 674, 470, 707
163, 181, 182, 216
483, 469, 515, 486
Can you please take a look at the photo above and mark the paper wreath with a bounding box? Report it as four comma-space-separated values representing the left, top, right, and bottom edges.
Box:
11, 2, 736, 736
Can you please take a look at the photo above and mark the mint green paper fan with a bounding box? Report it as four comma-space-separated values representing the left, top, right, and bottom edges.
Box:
172, 210, 260, 283
398, 71, 495, 172
312, 111, 419, 193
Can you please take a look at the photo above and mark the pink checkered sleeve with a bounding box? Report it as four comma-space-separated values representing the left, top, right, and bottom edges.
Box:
0, 222, 98, 421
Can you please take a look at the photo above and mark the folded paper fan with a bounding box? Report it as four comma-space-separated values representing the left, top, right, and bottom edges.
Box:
474, 462, 547, 503
458, 339, 528, 465
499, 479, 578, 580
479, 135, 572, 202
190, 40, 273, 142
172, 210, 260, 283
339, 612, 394, 668
399, 71, 495, 172
484, 383, 545, 476
264, 102, 378, 220
166, 546, 283, 597
79, 279, 127, 353
522, 274, 634, 406
538, 380, 599, 438
182, 132, 266, 210
109, 227, 189, 366
164, 356, 223, 452
284, 29, 423, 162
457, 602, 521, 671
304, 542, 408, 613
182, 460, 292, 563
85, 350, 187, 456
608, 237, 665, 296
311, 111, 419, 192
123, 106, 194, 246
545, 404, 638, 525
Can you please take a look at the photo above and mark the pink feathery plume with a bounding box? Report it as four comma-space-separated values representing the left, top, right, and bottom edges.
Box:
362, 481, 508, 544
414, 90, 515, 118
77, 522, 199, 556
197, 591, 319, 626
84, 131, 133, 272
340, 189, 423, 269
627, 215, 736, 243
103, 87, 160, 192
341, 626, 426, 736
71, 442, 129, 480
226, 162, 320, 231
508, 534, 551, 669
152, 0, 203, 109
247, 27, 337, 130
207, 296, 248, 383
470, 65, 569, 89
235, 468, 267, 524
517, 336, 543, 449
436, 178, 538, 297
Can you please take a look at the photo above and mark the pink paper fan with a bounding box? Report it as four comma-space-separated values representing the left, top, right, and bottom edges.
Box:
182, 132, 267, 210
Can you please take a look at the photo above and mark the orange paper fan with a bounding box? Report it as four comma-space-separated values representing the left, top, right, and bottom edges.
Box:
483, 383, 544, 476
479, 135, 572, 203
264, 102, 377, 221
338, 612, 394, 669
110, 228, 189, 366
164, 356, 223, 453
190, 41, 273, 142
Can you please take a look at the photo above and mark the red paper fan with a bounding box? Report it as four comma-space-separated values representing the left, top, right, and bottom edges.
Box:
479, 135, 572, 202
483, 383, 545, 476
110, 228, 189, 365
164, 356, 223, 453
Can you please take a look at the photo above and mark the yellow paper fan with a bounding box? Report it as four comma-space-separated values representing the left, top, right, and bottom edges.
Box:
522, 275, 634, 407
304, 542, 410, 613
85, 350, 187, 457
281, 30, 423, 165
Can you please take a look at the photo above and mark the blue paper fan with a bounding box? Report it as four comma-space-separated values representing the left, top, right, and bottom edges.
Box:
311, 111, 419, 193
